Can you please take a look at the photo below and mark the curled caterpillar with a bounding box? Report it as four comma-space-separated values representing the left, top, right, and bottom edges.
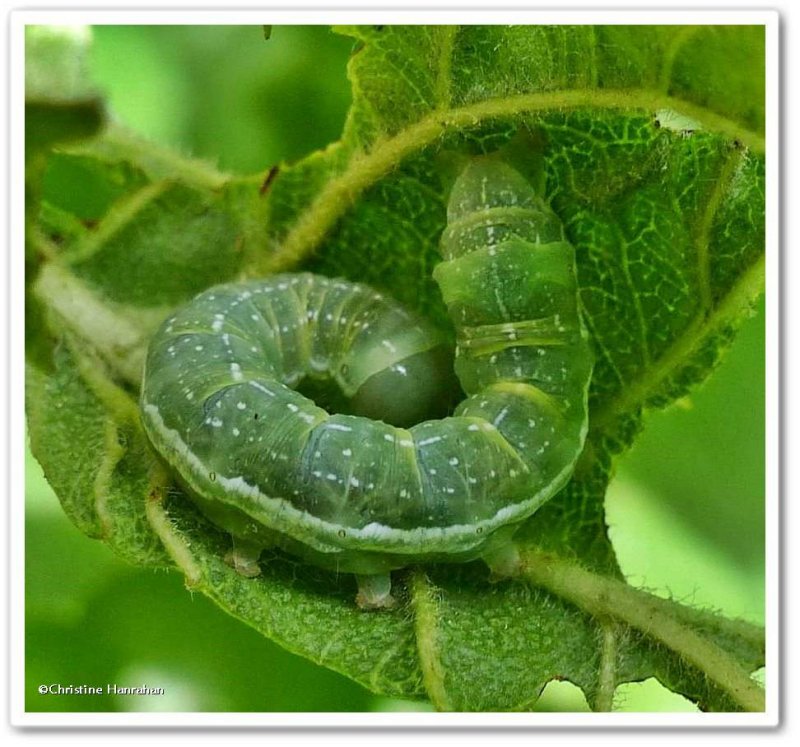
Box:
140, 157, 593, 608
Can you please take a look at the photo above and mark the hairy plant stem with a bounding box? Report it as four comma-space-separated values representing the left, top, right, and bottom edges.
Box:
144, 466, 204, 588
518, 548, 765, 712
409, 570, 453, 711
594, 623, 618, 712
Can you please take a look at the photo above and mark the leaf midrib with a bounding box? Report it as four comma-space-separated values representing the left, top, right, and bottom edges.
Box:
259, 87, 765, 278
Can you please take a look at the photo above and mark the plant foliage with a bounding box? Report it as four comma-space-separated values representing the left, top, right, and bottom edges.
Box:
25, 25, 766, 712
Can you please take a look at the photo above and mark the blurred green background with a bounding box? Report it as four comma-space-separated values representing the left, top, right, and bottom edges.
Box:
25, 25, 766, 713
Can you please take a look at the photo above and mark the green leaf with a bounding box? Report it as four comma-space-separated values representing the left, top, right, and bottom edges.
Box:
41, 152, 150, 223
26, 25, 765, 711
27, 341, 171, 567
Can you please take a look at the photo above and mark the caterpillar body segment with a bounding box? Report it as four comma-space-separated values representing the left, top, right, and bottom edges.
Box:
140, 158, 592, 607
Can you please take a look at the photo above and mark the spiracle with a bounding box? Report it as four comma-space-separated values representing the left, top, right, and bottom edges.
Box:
140, 157, 593, 608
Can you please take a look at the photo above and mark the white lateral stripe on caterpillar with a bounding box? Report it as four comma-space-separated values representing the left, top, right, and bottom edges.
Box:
142, 401, 572, 555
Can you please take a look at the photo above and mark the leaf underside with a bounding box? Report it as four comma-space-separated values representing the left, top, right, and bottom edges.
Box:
25, 25, 766, 711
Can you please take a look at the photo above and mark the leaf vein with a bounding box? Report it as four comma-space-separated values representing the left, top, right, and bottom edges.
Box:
519, 549, 765, 712
410, 570, 452, 711
693, 147, 747, 314
433, 26, 457, 111
620, 238, 652, 367
590, 253, 765, 433
659, 26, 704, 94
266, 88, 764, 275
594, 623, 618, 711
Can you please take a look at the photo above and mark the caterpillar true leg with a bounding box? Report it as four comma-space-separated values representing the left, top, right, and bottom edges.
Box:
355, 573, 396, 610
225, 536, 264, 578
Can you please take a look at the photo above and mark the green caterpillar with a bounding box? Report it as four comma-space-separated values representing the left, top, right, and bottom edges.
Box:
140, 157, 593, 608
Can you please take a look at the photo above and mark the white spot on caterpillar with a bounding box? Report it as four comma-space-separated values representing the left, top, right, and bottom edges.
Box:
249, 381, 274, 396
342, 448, 352, 457
230, 363, 243, 381
327, 423, 353, 432
349, 477, 360, 488
237, 402, 247, 410
418, 436, 442, 446
449, 457, 459, 466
